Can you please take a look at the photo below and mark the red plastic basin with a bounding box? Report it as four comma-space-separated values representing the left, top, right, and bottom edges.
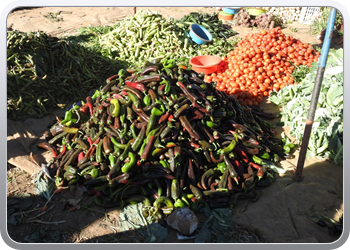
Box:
189, 55, 222, 74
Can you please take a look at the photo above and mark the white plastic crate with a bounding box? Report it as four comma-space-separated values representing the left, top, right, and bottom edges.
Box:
298, 7, 322, 24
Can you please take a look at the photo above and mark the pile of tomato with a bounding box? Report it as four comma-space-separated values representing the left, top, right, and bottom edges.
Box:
204, 27, 320, 106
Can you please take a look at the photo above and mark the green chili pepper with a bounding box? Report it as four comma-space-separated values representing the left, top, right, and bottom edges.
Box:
118, 68, 127, 78
60, 110, 73, 125
146, 112, 156, 136
160, 79, 171, 95
143, 94, 151, 106
153, 196, 174, 208
127, 92, 141, 108
129, 124, 138, 139
205, 120, 216, 128
217, 161, 227, 174
55, 176, 63, 187
159, 160, 170, 169
80, 165, 96, 175
171, 179, 179, 201
95, 140, 104, 163
110, 99, 120, 117
221, 134, 238, 155
119, 104, 126, 124
119, 141, 131, 161
110, 137, 128, 150
151, 106, 164, 116
252, 155, 264, 165
132, 123, 147, 151
64, 119, 77, 127
180, 193, 190, 206
260, 152, 271, 160
49, 131, 68, 145
109, 154, 117, 167
162, 59, 176, 69
91, 90, 101, 100
91, 127, 104, 142
121, 152, 136, 173
92, 168, 100, 178
174, 198, 185, 208
154, 178, 163, 197
64, 165, 77, 175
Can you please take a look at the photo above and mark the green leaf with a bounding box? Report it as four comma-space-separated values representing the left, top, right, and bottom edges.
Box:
326, 83, 343, 108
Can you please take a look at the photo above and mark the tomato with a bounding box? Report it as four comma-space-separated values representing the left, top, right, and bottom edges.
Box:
213, 29, 319, 100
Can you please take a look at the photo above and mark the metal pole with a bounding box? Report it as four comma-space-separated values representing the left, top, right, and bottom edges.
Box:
294, 8, 337, 182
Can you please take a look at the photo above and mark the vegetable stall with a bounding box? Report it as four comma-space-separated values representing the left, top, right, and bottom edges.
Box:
7, 7, 343, 243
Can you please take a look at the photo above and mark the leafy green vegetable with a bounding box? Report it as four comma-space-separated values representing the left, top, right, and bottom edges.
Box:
269, 48, 343, 165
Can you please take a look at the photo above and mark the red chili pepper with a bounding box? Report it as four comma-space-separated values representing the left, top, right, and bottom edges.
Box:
140, 135, 156, 161
107, 74, 119, 83
125, 81, 146, 92
158, 111, 170, 124
159, 84, 166, 91
78, 151, 85, 162
228, 130, 237, 135
192, 110, 204, 120
191, 102, 210, 114
56, 145, 66, 160
249, 162, 262, 170
210, 182, 218, 191
93, 137, 101, 145
233, 159, 245, 175
87, 137, 93, 147
113, 93, 124, 99
233, 147, 249, 163
231, 123, 248, 132
79, 103, 89, 114
114, 117, 120, 130
86, 96, 94, 116
85, 138, 100, 159
168, 114, 175, 122
120, 91, 128, 96
55, 115, 62, 123
37, 142, 57, 157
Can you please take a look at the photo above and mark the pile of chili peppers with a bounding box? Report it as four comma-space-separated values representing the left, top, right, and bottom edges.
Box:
41, 60, 291, 220
7, 30, 126, 120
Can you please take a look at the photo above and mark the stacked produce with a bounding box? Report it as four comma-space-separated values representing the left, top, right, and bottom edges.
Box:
269, 48, 343, 165
176, 11, 237, 39
41, 61, 290, 218
7, 11, 239, 120
203, 27, 320, 106
262, 7, 302, 23
7, 30, 124, 120
231, 9, 279, 29
99, 10, 238, 68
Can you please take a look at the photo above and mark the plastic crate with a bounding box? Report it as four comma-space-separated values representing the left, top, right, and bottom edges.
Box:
298, 7, 321, 24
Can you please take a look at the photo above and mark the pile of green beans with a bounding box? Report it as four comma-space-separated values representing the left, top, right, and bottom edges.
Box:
99, 10, 239, 68
7, 30, 126, 120
42, 61, 291, 220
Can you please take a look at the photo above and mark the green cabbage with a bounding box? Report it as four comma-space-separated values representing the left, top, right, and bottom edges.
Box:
269, 48, 343, 165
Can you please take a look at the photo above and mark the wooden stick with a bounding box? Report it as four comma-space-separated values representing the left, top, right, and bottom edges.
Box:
26, 219, 66, 225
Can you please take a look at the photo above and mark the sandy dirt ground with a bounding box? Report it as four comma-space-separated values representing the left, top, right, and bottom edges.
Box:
7, 6, 322, 43
6, 7, 344, 245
